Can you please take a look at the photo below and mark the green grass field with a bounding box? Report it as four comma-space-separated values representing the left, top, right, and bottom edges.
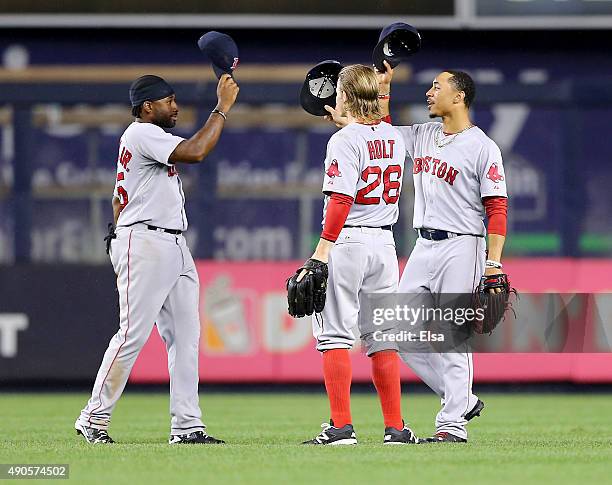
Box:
1, 392, 611, 484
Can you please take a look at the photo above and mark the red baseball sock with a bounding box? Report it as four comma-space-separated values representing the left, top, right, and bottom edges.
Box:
322, 349, 352, 428
371, 350, 404, 430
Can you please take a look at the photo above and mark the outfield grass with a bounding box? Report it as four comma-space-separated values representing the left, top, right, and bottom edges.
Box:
1, 392, 611, 484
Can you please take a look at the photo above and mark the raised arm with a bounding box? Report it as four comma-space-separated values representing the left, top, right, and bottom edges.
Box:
377, 60, 394, 119
170, 74, 239, 164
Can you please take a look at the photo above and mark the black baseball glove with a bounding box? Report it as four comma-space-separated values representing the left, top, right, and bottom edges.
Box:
104, 222, 117, 255
472, 273, 517, 334
286, 258, 328, 318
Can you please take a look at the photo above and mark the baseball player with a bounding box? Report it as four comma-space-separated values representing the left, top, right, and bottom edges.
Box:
326, 62, 508, 443
299, 65, 418, 445
74, 73, 239, 444
378, 63, 507, 443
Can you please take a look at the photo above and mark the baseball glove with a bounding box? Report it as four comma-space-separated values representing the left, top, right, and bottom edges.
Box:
286, 258, 328, 318
472, 273, 516, 334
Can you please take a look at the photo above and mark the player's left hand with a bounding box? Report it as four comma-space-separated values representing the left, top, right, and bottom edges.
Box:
484, 266, 503, 293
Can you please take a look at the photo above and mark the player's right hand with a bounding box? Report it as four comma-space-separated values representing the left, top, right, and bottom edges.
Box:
324, 105, 349, 128
217, 74, 239, 112
376, 60, 394, 92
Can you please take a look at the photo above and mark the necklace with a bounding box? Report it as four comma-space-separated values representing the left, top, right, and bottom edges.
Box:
434, 124, 475, 148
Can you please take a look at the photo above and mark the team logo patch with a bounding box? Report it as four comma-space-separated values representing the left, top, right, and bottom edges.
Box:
231, 57, 240, 70
326, 159, 342, 178
486, 163, 504, 183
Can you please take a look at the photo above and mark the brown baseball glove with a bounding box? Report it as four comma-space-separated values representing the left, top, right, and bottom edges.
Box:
472, 273, 517, 334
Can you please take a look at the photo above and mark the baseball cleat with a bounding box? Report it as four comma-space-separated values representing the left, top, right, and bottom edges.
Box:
464, 399, 485, 421
383, 424, 419, 444
169, 430, 225, 444
421, 431, 467, 443
75, 423, 115, 444
302, 421, 358, 445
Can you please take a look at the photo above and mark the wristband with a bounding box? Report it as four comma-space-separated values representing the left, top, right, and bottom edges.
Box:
211, 108, 227, 120
485, 259, 503, 269
378, 93, 390, 99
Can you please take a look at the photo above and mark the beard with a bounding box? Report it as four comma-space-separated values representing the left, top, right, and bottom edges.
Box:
154, 113, 176, 129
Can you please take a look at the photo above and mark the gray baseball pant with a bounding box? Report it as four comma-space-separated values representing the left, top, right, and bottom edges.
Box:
76, 225, 205, 436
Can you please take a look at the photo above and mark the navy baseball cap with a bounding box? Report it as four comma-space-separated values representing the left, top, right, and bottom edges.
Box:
197, 31, 239, 79
300, 60, 344, 117
372, 22, 421, 72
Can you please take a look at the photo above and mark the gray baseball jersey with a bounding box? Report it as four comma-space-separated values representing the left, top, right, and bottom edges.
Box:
322, 121, 406, 227
314, 121, 406, 353
396, 122, 507, 235
114, 122, 187, 231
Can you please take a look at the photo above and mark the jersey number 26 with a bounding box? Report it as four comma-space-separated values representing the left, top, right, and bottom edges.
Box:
355, 164, 402, 205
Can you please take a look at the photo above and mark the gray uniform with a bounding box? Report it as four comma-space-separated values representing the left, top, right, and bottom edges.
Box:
76, 122, 205, 436
396, 122, 507, 439
314, 121, 406, 352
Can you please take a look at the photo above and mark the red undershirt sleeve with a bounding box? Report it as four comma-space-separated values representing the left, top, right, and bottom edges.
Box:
483, 196, 508, 236
321, 193, 354, 242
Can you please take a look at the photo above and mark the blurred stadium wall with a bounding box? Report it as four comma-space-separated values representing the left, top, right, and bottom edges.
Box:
1, 0, 611, 384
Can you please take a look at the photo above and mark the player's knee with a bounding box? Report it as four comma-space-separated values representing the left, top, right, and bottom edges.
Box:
315, 337, 354, 353
361, 332, 399, 357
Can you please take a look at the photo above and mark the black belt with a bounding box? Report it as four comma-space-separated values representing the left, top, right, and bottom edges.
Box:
147, 225, 182, 235
417, 228, 483, 241
345, 225, 392, 231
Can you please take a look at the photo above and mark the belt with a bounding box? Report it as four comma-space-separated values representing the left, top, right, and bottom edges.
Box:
345, 225, 392, 231
147, 225, 182, 235
417, 228, 458, 241
417, 228, 483, 240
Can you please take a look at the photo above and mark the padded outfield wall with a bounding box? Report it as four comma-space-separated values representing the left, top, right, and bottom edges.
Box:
1, 260, 611, 384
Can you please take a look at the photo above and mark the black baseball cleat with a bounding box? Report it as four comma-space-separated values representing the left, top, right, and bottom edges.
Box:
302, 421, 358, 445
75, 423, 115, 444
464, 399, 485, 421
169, 430, 225, 444
383, 424, 419, 445
421, 431, 467, 443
